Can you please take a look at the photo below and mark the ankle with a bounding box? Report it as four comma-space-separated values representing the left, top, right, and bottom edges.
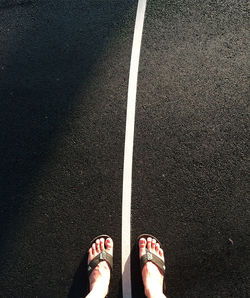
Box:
86, 284, 108, 298
145, 287, 166, 298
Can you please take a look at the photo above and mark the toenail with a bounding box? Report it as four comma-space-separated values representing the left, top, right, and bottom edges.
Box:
139, 238, 146, 245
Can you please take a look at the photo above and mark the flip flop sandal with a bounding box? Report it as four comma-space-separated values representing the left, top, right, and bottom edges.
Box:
87, 234, 113, 277
137, 234, 167, 294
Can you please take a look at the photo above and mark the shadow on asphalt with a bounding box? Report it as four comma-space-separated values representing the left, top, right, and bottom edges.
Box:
68, 250, 123, 298
0, 0, 134, 296
67, 252, 89, 298
0, 0, 33, 9
131, 242, 146, 298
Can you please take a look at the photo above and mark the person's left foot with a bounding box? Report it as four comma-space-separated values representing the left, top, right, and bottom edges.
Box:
139, 236, 165, 298
87, 237, 113, 298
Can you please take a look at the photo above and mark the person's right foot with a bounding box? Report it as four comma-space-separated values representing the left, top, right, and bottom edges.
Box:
139, 237, 166, 298
86, 237, 113, 298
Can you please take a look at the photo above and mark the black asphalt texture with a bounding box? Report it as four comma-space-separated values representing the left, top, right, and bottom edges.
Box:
0, 0, 249, 297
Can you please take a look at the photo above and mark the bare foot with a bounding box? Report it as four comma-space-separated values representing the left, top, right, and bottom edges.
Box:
86, 237, 113, 298
139, 237, 166, 298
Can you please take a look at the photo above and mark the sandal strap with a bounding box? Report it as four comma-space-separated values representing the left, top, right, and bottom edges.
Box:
87, 250, 113, 276
140, 248, 166, 274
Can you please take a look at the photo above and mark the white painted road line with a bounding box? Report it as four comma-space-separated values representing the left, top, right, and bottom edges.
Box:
121, 0, 147, 297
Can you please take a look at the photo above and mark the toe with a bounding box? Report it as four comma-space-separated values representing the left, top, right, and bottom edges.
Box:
155, 243, 160, 253
95, 239, 101, 253
139, 238, 146, 258
151, 238, 156, 251
100, 238, 105, 251
147, 237, 152, 251
92, 243, 96, 255
159, 248, 164, 260
105, 237, 113, 255
88, 247, 93, 258
88, 248, 93, 263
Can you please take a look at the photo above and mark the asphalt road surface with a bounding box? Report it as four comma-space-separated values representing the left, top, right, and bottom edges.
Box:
0, 0, 249, 297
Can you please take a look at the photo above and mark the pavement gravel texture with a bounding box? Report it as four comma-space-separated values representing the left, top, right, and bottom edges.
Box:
0, 0, 249, 297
